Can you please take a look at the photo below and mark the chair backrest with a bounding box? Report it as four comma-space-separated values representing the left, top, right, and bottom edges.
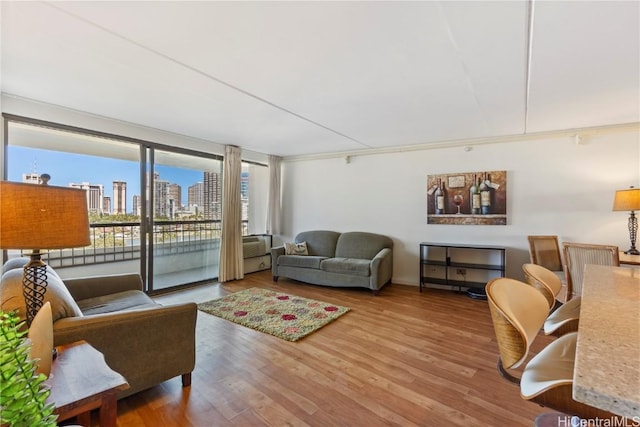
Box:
527, 235, 563, 271
563, 242, 619, 299
486, 277, 549, 370
522, 263, 562, 310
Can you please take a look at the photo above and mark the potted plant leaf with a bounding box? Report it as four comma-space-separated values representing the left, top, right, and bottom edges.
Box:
0, 310, 57, 427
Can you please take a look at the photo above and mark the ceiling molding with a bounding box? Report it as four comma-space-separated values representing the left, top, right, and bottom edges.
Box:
283, 122, 640, 163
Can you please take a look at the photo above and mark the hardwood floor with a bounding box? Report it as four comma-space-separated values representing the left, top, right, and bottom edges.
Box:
108, 271, 555, 426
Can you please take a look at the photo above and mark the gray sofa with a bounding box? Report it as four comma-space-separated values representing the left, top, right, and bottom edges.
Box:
271, 230, 393, 294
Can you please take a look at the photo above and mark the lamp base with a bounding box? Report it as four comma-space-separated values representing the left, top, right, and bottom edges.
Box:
624, 248, 640, 255
22, 251, 49, 327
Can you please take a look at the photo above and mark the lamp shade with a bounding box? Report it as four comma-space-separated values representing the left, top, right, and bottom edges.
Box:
0, 181, 90, 249
612, 187, 640, 212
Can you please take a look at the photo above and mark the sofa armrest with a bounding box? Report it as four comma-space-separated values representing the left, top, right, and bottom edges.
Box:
63, 274, 144, 301
271, 246, 285, 257
53, 302, 197, 396
370, 247, 393, 290
271, 246, 285, 276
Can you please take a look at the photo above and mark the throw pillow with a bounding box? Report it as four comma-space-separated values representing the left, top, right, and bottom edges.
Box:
285, 241, 309, 256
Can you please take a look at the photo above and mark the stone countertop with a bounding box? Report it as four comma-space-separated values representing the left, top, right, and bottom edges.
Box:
573, 264, 640, 418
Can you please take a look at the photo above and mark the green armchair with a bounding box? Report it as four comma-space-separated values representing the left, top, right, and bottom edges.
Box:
1, 259, 197, 398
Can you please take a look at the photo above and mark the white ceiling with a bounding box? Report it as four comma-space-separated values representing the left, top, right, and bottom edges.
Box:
1, 1, 639, 158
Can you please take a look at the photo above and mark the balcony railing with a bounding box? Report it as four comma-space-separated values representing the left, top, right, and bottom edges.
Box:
11, 219, 250, 290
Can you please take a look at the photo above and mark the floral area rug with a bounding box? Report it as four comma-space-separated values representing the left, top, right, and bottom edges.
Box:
197, 288, 350, 342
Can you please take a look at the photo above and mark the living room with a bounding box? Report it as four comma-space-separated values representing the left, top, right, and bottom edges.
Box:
1, 1, 639, 426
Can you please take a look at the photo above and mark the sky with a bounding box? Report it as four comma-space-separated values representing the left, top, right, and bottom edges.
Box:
10, 146, 205, 207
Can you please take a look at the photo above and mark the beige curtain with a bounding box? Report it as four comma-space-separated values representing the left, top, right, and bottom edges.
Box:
219, 145, 244, 282
266, 155, 281, 235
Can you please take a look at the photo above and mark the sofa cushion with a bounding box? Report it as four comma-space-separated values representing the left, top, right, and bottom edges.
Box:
295, 230, 340, 257
335, 232, 393, 260
0, 266, 83, 323
77, 289, 159, 315
320, 258, 371, 277
278, 255, 327, 269
285, 241, 308, 255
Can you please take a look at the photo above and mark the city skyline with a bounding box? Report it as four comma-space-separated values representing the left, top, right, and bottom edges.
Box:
10, 145, 250, 218
9, 145, 206, 208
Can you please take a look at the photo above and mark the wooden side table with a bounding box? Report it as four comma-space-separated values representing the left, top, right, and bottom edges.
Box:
46, 340, 129, 427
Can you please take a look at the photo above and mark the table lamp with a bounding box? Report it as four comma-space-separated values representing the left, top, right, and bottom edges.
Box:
613, 186, 640, 255
0, 179, 90, 326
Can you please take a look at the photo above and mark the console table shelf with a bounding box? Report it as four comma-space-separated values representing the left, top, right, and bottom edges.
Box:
419, 242, 506, 298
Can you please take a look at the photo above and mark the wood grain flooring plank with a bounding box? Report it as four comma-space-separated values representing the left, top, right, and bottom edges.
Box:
108, 272, 556, 426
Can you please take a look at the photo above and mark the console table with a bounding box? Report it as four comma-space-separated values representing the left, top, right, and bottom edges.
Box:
419, 242, 506, 298
46, 340, 129, 427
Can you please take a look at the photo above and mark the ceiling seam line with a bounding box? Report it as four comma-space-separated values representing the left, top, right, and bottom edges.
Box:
436, 2, 490, 132
45, 2, 372, 150
283, 122, 640, 162
524, 0, 535, 134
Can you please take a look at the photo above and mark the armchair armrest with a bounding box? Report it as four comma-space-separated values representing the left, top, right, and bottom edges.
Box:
63, 273, 143, 301
53, 302, 197, 397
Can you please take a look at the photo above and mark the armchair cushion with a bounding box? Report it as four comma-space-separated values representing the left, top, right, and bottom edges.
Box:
77, 290, 159, 315
63, 273, 143, 301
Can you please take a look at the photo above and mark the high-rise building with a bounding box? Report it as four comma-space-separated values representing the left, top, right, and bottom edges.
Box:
188, 182, 203, 208
70, 182, 104, 215
168, 198, 176, 219
113, 181, 127, 214
133, 195, 142, 216
154, 178, 169, 218
168, 183, 182, 212
144, 172, 169, 218
22, 173, 40, 184
103, 196, 112, 215
203, 172, 221, 220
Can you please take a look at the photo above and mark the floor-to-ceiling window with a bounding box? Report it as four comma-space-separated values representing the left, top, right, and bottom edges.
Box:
146, 148, 222, 291
2, 115, 224, 292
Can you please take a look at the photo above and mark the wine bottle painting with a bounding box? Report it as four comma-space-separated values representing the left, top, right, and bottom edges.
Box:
426, 171, 507, 225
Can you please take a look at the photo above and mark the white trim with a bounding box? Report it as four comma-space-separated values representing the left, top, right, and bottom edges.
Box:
283, 122, 640, 162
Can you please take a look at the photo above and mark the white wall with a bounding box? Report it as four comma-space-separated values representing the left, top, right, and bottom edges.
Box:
279, 131, 640, 285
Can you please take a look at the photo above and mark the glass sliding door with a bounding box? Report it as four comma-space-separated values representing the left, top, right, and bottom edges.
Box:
4, 121, 142, 279
146, 148, 222, 291
4, 116, 224, 293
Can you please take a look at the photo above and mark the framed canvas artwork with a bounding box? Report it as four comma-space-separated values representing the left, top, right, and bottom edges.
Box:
427, 170, 507, 225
